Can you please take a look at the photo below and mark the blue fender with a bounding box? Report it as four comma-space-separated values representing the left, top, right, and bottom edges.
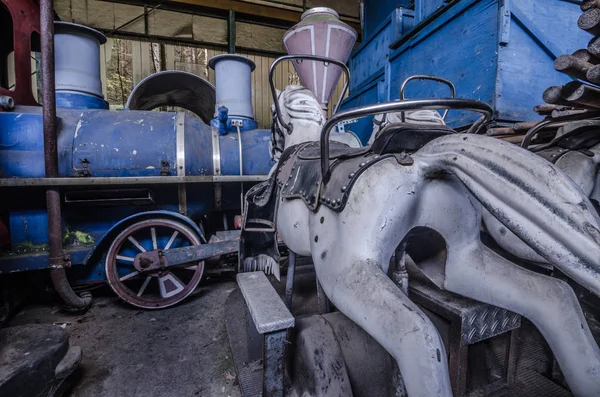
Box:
83, 210, 206, 267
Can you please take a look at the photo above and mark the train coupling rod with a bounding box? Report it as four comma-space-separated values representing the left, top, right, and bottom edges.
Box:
133, 233, 240, 273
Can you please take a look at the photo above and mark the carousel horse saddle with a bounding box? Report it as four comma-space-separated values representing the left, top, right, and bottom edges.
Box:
371, 123, 455, 154
277, 124, 456, 213
536, 120, 600, 164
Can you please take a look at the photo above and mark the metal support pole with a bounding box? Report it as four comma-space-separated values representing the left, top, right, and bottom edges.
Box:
40, 0, 91, 311
228, 10, 236, 54
285, 251, 296, 310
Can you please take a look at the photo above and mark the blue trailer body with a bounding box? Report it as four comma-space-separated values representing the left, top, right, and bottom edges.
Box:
344, 0, 591, 143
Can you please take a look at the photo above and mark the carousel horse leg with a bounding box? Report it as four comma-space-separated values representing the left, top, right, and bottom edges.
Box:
444, 243, 600, 397
313, 248, 453, 397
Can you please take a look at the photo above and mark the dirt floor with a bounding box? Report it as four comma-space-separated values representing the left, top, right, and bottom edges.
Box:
8, 277, 242, 397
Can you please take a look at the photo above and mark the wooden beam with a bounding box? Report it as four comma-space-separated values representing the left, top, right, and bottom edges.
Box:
166, 0, 361, 31
169, 0, 302, 22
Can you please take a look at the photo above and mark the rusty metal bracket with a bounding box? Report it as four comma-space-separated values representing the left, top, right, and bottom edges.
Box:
49, 252, 72, 269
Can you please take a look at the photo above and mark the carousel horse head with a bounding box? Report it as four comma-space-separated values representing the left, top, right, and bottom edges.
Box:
270, 85, 326, 160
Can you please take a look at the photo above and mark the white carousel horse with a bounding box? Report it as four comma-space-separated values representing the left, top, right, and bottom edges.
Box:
267, 86, 600, 397
483, 123, 600, 264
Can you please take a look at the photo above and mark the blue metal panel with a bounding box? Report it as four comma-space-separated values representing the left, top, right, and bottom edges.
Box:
495, 0, 591, 121
0, 111, 45, 177
348, 0, 589, 140
350, 8, 415, 92
340, 79, 382, 145
71, 110, 178, 176
219, 129, 273, 176
415, 0, 448, 24
9, 210, 49, 247
0, 248, 91, 274
389, 0, 500, 126
184, 115, 214, 176
56, 92, 109, 110
363, 1, 412, 40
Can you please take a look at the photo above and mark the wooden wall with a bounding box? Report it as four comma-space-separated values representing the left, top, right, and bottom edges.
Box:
100, 39, 346, 128
55, 0, 360, 54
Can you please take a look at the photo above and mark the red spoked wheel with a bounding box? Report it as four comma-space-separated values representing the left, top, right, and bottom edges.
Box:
105, 218, 204, 309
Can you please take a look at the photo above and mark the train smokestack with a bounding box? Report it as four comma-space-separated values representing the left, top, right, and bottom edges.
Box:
54, 22, 108, 109
283, 7, 357, 110
209, 54, 256, 121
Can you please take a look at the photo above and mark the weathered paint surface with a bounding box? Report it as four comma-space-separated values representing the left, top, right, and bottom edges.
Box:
0, 103, 273, 281
344, 0, 591, 138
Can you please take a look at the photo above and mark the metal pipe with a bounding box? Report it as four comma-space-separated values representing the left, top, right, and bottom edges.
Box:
0, 95, 15, 110
399, 75, 456, 121
0, 175, 269, 187
40, 0, 90, 311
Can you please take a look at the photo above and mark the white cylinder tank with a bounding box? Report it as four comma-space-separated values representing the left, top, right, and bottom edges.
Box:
208, 54, 256, 119
54, 22, 107, 98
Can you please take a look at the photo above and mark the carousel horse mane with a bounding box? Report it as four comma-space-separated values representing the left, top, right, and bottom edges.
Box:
270, 85, 325, 161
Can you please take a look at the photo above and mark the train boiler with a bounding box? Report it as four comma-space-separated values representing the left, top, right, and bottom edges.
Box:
0, 0, 274, 309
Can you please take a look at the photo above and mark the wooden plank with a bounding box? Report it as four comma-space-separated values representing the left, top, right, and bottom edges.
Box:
112, 3, 146, 34
262, 56, 270, 128
236, 22, 286, 54
165, 44, 176, 70
100, 42, 108, 97
54, 0, 72, 21
243, 0, 303, 8
148, 10, 193, 39
132, 41, 142, 85
140, 42, 153, 80
304, 0, 360, 19
169, 0, 303, 23
169, 0, 360, 28
70, 0, 88, 25
254, 53, 265, 128
87, 0, 114, 30
192, 15, 228, 45
207, 49, 216, 84
30, 57, 38, 102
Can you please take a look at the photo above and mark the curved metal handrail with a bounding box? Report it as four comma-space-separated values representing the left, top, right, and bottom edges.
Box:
320, 98, 494, 182
400, 75, 456, 121
268, 55, 351, 133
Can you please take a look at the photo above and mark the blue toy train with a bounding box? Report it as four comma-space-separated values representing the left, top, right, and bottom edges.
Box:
0, 19, 272, 308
